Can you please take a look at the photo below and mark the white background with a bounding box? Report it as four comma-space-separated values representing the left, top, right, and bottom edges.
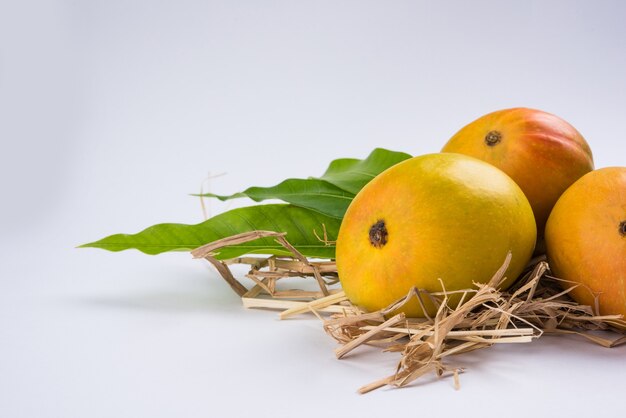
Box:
1, 1, 625, 417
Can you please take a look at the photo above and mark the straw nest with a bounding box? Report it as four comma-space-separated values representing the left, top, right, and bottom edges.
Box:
191, 231, 626, 393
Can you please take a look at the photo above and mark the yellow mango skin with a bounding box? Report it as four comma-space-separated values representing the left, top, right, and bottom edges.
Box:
442, 108, 594, 237
546, 167, 626, 317
336, 153, 537, 317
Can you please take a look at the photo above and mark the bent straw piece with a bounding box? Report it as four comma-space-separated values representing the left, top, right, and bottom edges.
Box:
279, 291, 348, 319
242, 277, 271, 299
449, 335, 534, 344
242, 297, 349, 313
324, 311, 385, 327
335, 314, 406, 359
264, 259, 337, 274
359, 326, 535, 338
270, 289, 342, 299
358, 376, 393, 394
204, 255, 248, 297
191, 230, 285, 259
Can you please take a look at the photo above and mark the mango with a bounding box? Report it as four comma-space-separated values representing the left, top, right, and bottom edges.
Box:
336, 153, 536, 317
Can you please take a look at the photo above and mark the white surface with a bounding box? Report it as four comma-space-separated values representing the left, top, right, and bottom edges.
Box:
1, 1, 626, 417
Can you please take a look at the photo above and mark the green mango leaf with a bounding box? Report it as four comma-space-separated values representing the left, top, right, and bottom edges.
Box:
196, 148, 412, 218
79, 204, 339, 259
316, 148, 412, 194
198, 178, 353, 219
82, 148, 411, 259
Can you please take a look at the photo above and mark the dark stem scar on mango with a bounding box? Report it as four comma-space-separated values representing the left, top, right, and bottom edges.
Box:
369, 220, 388, 248
485, 130, 502, 146
620, 220, 626, 237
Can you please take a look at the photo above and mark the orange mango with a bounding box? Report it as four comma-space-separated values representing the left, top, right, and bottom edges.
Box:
545, 167, 626, 317
442, 108, 594, 239
336, 153, 536, 317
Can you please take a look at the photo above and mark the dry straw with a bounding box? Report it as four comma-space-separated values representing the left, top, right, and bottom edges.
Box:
191, 231, 626, 393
